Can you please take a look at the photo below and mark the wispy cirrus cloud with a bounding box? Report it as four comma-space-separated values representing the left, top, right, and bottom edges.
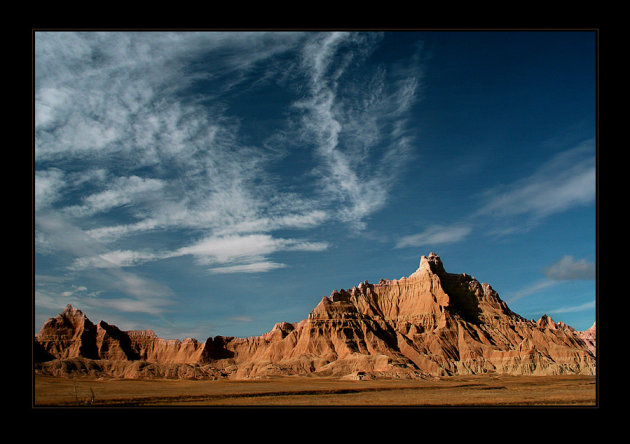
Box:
395, 224, 472, 249
293, 32, 423, 230
34, 31, 426, 323
505, 279, 559, 303
34, 168, 66, 211
477, 139, 595, 227
68, 234, 329, 272
547, 300, 595, 314
35, 33, 315, 319
36, 31, 424, 260
171, 234, 329, 266
68, 249, 165, 271
35, 33, 324, 247
35, 213, 176, 316
394, 139, 596, 250
209, 262, 288, 274
63, 175, 166, 217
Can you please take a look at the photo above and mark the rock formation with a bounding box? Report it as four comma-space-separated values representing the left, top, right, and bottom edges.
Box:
34, 253, 596, 380
36, 305, 99, 360
579, 322, 596, 357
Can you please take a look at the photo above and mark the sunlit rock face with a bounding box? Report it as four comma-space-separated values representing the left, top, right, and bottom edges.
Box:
35, 253, 596, 380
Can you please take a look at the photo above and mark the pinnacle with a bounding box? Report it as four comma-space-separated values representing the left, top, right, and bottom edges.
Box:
417, 252, 445, 275
423, 252, 443, 264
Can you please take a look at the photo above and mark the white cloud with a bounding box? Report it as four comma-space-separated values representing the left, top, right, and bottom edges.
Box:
173, 234, 329, 266
35, 169, 66, 211
294, 32, 422, 229
36, 32, 422, 251
35, 211, 176, 315
88, 297, 171, 316
64, 175, 166, 217
101, 267, 175, 304
544, 255, 596, 280
547, 300, 595, 314
477, 140, 595, 222
34, 32, 305, 162
69, 233, 329, 275
35, 212, 107, 258
35, 34, 336, 264
209, 262, 288, 274
35, 32, 329, 260
85, 219, 161, 243
505, 279, 559, 303
34, 30, 426, 325
217, 210, 330, 236
69, 249, 164, 271
395, 224, 472, 249
175, 234, 282, 264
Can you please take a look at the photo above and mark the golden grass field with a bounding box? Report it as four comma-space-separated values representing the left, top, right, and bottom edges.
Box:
33, 374, 597, 407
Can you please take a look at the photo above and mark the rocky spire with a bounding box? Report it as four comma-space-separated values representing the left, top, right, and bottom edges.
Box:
409, 252, 446, 279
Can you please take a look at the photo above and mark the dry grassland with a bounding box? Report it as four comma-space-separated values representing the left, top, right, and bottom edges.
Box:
33, 374, 597, 407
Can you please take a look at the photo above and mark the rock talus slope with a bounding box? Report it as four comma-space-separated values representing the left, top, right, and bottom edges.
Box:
35, 253, 596, 379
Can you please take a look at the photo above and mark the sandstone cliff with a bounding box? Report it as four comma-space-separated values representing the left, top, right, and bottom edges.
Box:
35, 253, 596, 380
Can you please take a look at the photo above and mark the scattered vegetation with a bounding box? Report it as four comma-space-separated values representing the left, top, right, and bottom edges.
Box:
72, 380, 95, 406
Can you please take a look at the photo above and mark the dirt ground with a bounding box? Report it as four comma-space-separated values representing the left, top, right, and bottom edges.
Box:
33, 373, 597, 407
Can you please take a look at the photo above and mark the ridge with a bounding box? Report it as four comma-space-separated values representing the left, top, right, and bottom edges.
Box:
34, 252, 596, 380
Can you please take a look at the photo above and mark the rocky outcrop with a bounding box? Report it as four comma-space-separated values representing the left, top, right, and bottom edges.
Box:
96, 321, 139, 361
36, 305, 99, 360
34, 253, 597, 380
579, 322, 596, 357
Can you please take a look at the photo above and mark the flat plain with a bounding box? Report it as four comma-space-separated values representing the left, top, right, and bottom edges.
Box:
33, 374, 597, 407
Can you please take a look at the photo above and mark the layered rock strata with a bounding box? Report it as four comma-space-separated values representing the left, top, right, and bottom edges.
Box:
35, 253, 597, 380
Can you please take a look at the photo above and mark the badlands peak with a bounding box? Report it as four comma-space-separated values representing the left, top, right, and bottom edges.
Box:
408, 252, 461, 282
420, 251, 445, 272
60, 304, 87, 320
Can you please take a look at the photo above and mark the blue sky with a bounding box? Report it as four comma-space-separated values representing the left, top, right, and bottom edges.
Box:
34, 31, 597, 339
